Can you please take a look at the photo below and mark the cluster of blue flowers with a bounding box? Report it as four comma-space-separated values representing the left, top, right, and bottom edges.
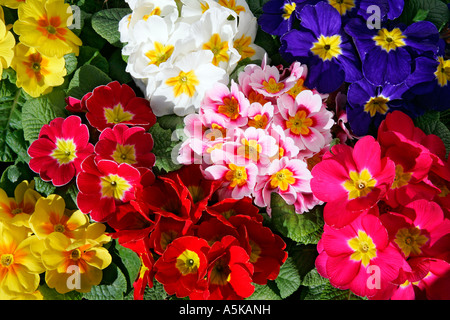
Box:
258, 0, 450, 136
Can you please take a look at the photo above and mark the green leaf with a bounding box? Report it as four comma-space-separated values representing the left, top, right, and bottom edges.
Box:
274, 257, 301, 299
115, 241, 141, 291
157, 114, 185, 131
414, 110, 450, 157
22, 95, 66, 143
91, 8, 131, 47
149, 122, 183, 174
108, 48, 133, 84
67, 64, 112, 99
39, 283, 83, 300
399, 0, 450, 31
270, 193, 324, 245
34, 176, 56, 196
0, 163, 34, 196
143, 279, 169, 300
83, 263, 128, 300
78, 46, 109, 75
246, 282, 282, 300
64, 53, 78, 75
301, 268, 329, 287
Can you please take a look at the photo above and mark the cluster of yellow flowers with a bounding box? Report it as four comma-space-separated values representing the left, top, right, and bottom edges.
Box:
0, 181, 112, 299
0, 0, 82, 97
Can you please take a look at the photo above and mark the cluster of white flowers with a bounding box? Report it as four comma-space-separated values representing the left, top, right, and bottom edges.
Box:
119, 0, 265, 117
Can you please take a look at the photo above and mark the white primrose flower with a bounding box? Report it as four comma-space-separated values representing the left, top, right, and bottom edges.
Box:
233, 11, 266, 62
150, 50, 228, 117
190, 8, 241, 73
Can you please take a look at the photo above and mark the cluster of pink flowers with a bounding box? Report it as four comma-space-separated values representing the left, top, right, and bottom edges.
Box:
312, 111, 450, 300
178, 58, 334, 214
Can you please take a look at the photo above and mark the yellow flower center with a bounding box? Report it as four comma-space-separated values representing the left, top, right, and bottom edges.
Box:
282, 2, 296, 20
364, 95, 390, 117
328, 0, 355, 15
248, 114, 269, 129
218, 0, 245, 14
1, 254, 14, 267
233, 34, 256, 61
210, 259, 231, 285
391, 165, 412, 189
51, 138, 77, 165
286, 110, 313, 135
104, 104, 134, 124
311, 35, 342, 61
145, 42, 174, 66
262, 77, 285, 94
54, 223, 65, 233
288, 78, 307, 99
435, 56, 450, 87
394, 227, 428, 257
270, 168, 296, 191
342, 169, 377, 200
237, 138, 262, 162
175, 249, 201, 275
202, 33, 229, 66
100, 174, 132, 200
225, 163, 248, 188
166, 70, 199, 98
249, 239, 261, 263
218, 96, 240, 120
70, 249, 81, 261
373, 28, 406, 52
112, 144, 137, 165
348, 230, 377, 267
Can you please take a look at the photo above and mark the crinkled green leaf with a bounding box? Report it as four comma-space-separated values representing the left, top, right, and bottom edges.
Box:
39, 283, 83, 300
21, 95, 66, 143
91, 8, 131, 47
247, 282, 282, 300
149, 122, 183, 174
67, 64, 112, 99
414, 110, 450, 157
399, 0, 450, 31
83, 263, 128, 300
275, 257, 301, 299
270, 193, 324, 245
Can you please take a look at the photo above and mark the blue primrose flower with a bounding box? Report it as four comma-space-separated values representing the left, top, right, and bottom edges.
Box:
346, 78, 411, 136
280, 1, 362, 93
258, 0, 319, 36
328, 0, 403, 21
404, 40, 450, 113
345, 17, 440, 86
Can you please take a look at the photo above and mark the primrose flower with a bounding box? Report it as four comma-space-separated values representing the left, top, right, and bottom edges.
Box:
281, 2, 362, 93
29, 194, 89, 240
0, 0, 26, 9
154, 236, 210, 298
0, 17, 15, 78
13, 0, 82, 57
11, 43, 66, 97
0, 222, 44, 296
0, 181, 41, 228
41, 226, 112, 294
28, 115, 94, 187
254, 156, 313, 214
316, 213, 405, 298
151, 50, 228, 117
310, 136, 396, 228
76, 155, 142, 222
275, 89, 334, 157
94, 124, 155, 169
84, 81, 156, 132
345, 18, 439, 86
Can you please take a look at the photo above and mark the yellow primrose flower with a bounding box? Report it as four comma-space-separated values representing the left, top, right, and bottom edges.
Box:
0, 287, 43, 300
0, 181, 42, 228
13, 0, 82, 57
0, 222, 45, 296
0, 0, 26, 9
30, 194, 89, 240
11, 43, 66, 97
41, 227, 112, 294
0, 16, 15, 78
